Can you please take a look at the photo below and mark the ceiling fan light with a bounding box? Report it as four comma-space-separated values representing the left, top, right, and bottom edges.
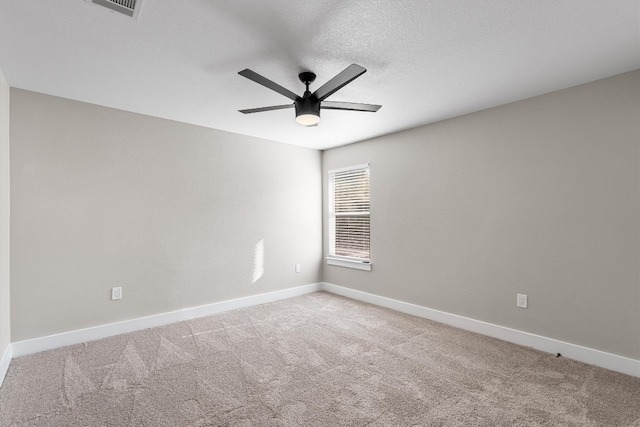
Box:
296, 113, 320, 126
295, 96, 321, 126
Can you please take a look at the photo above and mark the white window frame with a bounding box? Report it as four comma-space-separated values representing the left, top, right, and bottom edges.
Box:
326, 164, 372, 271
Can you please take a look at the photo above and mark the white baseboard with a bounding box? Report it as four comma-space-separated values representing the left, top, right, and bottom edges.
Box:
0, 343, 12, 386
6, 281, 639, 379
12, 283, 322, 358
321, 282, 640, 378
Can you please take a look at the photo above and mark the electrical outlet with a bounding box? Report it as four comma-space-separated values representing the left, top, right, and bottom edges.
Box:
295, 264, 301, 273
111, 287, 122, 300
517, 293, 527, 308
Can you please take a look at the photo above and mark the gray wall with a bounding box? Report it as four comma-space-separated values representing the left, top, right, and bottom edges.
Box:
0, 69, 9, 358
322, 71, 640, 360
7, 71, 640, 362
10, 89, 322, 341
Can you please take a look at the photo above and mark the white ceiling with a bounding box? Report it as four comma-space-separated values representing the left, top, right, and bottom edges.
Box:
0, 1, 638, 150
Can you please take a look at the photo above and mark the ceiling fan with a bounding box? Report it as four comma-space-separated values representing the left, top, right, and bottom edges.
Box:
238, 64, 381, 126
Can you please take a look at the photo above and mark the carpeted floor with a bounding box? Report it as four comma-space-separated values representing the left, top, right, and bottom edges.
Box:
1, 292, 639, 426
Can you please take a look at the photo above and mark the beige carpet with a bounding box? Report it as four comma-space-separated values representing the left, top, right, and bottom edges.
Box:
1, 292, 639, 426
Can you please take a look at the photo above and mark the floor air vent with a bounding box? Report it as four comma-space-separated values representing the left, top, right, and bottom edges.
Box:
89, 0, 143, 19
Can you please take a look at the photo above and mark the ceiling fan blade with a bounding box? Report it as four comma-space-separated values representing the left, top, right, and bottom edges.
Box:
238, 104, 294, 114
238, 69, 299, 101
312, 64, 367, 102
321, 101, 381, 112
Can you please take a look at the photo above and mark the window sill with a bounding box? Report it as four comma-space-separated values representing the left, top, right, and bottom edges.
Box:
326, 257, 372, 271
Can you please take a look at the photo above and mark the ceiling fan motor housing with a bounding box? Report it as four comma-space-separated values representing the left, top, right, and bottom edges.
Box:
295, 94, 321, 125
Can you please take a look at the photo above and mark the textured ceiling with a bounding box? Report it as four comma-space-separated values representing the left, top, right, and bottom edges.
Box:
0, 1, 638, 150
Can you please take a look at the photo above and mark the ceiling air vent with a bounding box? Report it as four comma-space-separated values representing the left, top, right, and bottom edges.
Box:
88, 0, 144, 20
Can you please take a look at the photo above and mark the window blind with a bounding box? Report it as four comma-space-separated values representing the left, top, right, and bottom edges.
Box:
329, 165, 370, 261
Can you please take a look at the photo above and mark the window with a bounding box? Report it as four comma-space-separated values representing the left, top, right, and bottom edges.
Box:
327, 164, 371, 271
